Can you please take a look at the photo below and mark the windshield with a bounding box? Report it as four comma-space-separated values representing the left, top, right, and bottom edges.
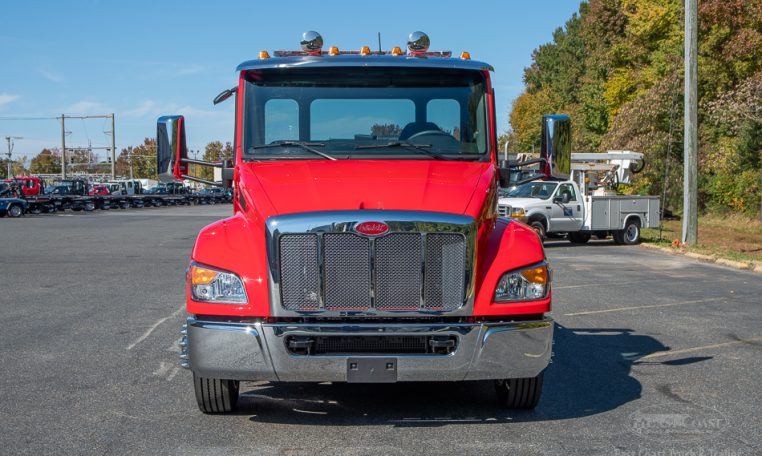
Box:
506, 182, 559, 199
244, 67, 490, 161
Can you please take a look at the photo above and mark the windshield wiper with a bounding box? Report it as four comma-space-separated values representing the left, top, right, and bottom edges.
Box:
251, 141, 337, 161
354, 142, 442, 160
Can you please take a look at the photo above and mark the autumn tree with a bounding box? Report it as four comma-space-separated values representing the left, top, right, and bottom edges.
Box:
509, 0, 762, 216
30, 148, 62, 174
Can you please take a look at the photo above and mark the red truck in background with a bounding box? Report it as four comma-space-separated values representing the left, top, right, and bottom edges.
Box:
159, 32, 570, 414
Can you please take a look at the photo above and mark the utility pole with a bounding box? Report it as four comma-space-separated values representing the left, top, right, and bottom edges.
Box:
110, 113, 116, 179
682, 0, 698, 245
5, 136, 22, 178
60, 114, 67, 180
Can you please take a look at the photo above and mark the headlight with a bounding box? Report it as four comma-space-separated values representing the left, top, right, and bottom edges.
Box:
494, 262, 550, 302
189, 262, 247, 304
510, 207, 525, 217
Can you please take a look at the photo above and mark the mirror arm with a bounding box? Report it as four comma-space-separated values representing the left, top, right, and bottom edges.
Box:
511, 175, 549, 186
180, 157, 225, 168
509, 158, 546, 168
179, 175, 224, 187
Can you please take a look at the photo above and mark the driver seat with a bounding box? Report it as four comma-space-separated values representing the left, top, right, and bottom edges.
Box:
398, 122, 441, 141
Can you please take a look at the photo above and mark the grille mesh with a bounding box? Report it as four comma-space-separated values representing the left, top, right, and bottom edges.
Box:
498, 205, 510, 217
278, 230, 467, 312
424, 234, 466, 310
375, 233, 422, 309
313, 336, 429, 354
323, 234, 371, 309
279, 234, 320, 310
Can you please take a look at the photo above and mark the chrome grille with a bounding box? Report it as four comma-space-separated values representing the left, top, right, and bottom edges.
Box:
273, 212, 472, 314
323, 234, 371, 309
279, 234, 320, 310
375, 233, 422, 309
498, 204, 510, 217
424, 234, 466, 310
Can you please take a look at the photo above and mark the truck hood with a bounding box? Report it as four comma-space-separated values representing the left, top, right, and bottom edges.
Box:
497, 197, 549, 208
241, 160, 493, 216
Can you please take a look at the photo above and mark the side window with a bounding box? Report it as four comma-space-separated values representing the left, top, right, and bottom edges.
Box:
558, 184, 576, 201
426, 99, 460, 139
265, 99, 299, 144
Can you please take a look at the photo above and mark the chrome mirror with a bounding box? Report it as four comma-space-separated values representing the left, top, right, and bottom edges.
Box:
156, 115, 188, 182
540, 114, 571, 180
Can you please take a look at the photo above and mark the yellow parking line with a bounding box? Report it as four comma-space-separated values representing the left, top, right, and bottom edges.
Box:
563, 297, 722, 316
641, 337, 762, 359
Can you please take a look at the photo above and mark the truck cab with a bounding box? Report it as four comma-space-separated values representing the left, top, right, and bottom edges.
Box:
6, 176, 45, 197
160, 32, 558, 414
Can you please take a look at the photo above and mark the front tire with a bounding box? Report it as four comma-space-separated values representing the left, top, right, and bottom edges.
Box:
193, 374, 239, 414
8, 204, 23, 218
495, 372, 544, 409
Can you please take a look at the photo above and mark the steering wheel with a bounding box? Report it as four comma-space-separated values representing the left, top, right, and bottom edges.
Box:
405, 130, 453, 141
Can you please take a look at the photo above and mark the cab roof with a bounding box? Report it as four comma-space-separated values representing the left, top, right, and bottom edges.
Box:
236, 54, 494, 73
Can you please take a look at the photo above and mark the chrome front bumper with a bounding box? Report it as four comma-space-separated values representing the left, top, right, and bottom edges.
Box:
181, 316, 553, 382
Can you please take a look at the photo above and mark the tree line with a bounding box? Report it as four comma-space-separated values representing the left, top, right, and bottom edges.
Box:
506, 0, 761, 216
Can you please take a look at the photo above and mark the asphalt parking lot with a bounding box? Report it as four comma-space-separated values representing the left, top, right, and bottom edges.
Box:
1, 206, 760, 455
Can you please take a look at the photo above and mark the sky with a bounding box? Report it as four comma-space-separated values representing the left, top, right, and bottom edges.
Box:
0, 0, 581, 163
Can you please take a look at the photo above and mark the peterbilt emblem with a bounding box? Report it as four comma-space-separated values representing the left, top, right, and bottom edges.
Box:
355, 221, 389, 236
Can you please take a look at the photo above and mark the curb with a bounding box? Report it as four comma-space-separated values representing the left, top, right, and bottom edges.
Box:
640, 242, 761, 275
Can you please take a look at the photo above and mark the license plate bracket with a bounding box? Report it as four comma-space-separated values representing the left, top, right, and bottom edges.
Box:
346, 357, 397, 383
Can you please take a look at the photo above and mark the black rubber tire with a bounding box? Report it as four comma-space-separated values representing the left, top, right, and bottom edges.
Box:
495, 372, 544, 409
7, 204, 23, 218
529, 220, 546, 241
621, 218, 642, 245
84, 202, 96, 212
568, 232, 591, 244
30, 207, 42, 215
193, 374, 240, 414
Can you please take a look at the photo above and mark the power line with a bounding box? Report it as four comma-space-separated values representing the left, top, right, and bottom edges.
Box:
0, 116, 59, 121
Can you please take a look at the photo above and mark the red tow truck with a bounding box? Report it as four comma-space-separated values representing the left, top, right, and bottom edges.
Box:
160, 32, 568, 413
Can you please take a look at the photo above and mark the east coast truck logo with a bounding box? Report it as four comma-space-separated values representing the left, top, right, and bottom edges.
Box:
355, 221, 389, 236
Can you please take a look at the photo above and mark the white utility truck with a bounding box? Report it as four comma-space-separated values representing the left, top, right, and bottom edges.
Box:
498, 151, 660, 244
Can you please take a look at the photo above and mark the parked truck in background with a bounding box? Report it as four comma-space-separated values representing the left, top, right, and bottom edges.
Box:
498, 149, 660, 244
158, 32, 565, 414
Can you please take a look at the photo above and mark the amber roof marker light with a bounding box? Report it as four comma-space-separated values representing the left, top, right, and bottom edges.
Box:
300, 31, 323, 55
407, 31, 430, 55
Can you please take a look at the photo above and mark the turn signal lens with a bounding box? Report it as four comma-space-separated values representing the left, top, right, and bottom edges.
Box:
328, 46, 340, 56
360, 46, 371, 56
521, 266, 548, 284
191, 265, 217, 285
259, 50, 270, 59
460, 51, 471, 60
391, 46, 403, 56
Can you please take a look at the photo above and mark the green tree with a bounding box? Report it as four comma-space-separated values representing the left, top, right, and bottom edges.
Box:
198, 141, 233, 181
30, 148, 62, 174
